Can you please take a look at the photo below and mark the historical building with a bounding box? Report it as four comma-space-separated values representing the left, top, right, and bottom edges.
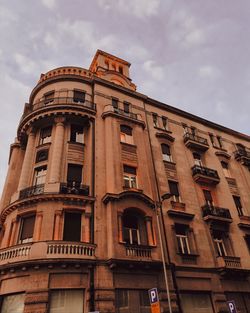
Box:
0, 50, 250, 313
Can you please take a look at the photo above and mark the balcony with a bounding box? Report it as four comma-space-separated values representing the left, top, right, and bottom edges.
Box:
183, 132, 209, 151
192, 165, 220, 185
19, 184, 45, 200
0, 241, 96, 267
234, 149, 250, 167
125, 245, 152, 259
114, 107, 138, 120
202, 205, 232, 223
60, 182, 89, 196
22, 96, 96, 119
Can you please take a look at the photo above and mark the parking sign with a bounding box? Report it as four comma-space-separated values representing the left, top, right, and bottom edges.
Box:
227, 300, 237, 313
148, 288, 160, 313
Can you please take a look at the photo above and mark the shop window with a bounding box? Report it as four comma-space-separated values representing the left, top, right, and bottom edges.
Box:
120, 125, 133, 145
175, 224, 191, 254
123, 165, 137, 189
203, 189, 214, 207
18, 215, 35, 244
181, 293, 213, 313
122, 209, 147, 245
161, 144, 172, 162
221, 161, 230, 177
33, 166, 47, 185
49, 290, 84, 313
193, 152, 202, 166
67, 164, 82, 188
44, 91, 54, 105
39, 127, 52, 145
63, 212, 82, 242
70, 125, 84, 144
36, 149, 48, 163
73, 90, 85, 103
233, 195, 244, 216
116, 289, 150, 313
1, 293, 25, 313
168, 180, 181, 202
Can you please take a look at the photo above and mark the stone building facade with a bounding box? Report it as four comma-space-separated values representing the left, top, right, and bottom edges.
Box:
0, 50, 250, 313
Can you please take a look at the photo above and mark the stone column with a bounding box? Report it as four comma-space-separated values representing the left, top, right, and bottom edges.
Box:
18, 130, 36, 191
53, 210, 62, 240
33, 212, 43, 241
48, 117, 65, 183
84, 213, 91, 243
145, 216, 155, 246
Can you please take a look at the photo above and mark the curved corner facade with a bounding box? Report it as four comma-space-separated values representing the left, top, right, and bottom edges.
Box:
0, 49, 250, 313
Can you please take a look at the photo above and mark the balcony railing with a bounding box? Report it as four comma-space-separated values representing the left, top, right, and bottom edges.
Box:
19, 184, 45, 200
113, 107, 138, 120
202, 205, 232, 220
125, 245, 152, 258
217, 256, 241, 269
22, 97, 96, 119
183, 132, 209, 151
60, 182, 89, 196
0, 241, 96, 266
192, 165, 220, 185
234, 149, 250, 167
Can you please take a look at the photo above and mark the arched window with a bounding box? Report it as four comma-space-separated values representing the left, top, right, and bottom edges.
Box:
36, 149, 48, 163
120, 125, 133, 145
161, 144, 172, 162
122, 209, 147, 245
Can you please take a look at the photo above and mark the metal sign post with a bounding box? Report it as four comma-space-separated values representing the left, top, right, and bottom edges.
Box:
149, 288, 161, 313
227, 300, 237, 313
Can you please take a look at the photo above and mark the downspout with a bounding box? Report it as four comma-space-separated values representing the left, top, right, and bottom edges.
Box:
89, 80, 96, 312
143, 100, 183, 313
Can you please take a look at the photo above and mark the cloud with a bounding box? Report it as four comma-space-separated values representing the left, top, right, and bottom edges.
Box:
41, 0, 57, 9
143, 60, 164, 80
98, 0, 161, 18
199, 65, 220, 79
14, 53, 37, 74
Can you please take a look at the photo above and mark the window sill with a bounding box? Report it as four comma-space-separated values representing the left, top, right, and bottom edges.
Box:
122, 186, 143, 193
36, 142, 51, 149
67, 141, 85, 146
163, 160, 176, 166
120, 141, 137, 148
154, 126, 172, 134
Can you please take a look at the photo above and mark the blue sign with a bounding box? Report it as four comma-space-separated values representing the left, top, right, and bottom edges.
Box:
148, 288, 159, 304
227, 300, 237, 313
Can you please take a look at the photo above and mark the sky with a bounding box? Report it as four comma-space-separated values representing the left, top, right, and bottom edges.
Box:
0, 0, 250, 193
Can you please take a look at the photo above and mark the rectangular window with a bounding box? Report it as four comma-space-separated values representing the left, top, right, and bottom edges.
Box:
233, 195, 244, 216
44, 91, 54, 105
209, 133, 215, 146
203, 189, 214, 207
63, 212, 82, 242
39, 127, 52, 145
36, 149, 48, 163
123, 227, 140, 245
73, 90, 85, 103
120, 125, 133, 145
181, 293, 213, 313
221, 161, 230, 177
123, 165, 137, 189
162, 116, 168, 130
161, 144, 172, 162
212, 230, 227, 257
112, 98, 118, 109
123, 102, 130, 113
49, 290, 84, 313
70, 125, 84, 144
175, 224, 191, 254
19, 215, 35, 244
168, 181, 181, 202
1, 293, 25, 313
67, 164, 82, 187
152, 113, 158, 127
33, 166, 47, 185
217, 136, 223, 149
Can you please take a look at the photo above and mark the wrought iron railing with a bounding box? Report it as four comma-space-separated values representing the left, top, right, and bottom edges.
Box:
234, 149, 250, 160
202, 204, 232, 219
22, 97, 96, 119
113, 107, 138, 120
184, 132, 208, 146
192, 165, 219, 179
19, 184, 45, 200
60, 182, 89, 196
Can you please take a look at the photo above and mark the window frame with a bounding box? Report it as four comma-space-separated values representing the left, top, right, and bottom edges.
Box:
33, 165, 47, 186
123, 165, 137, 189
18, 214, 36, 244
120, 125, 133, 145
161, 143, 172, 162
73, 90, 85, 104
70, 125, 84, 144
39, 126, 52, 145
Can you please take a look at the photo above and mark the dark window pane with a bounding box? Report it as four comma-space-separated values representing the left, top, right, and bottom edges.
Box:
44, 91, 54, 104
175, 223, 188, 235
20, 215, 35, 242
70, 125, 84, 143
123, 165, 136, 175
124, 102, 130, 113
36, 149, 48, 163
112, 98, 118, 108
169, 181, 179, 196
203, 190, 213, 202
63, 212, 81, 242
193, 152, 201, 160
120, 125, 132, 135
161, 144, 170, 155
67, 164, 82, 184
73, 90, 85, 103
221, 161, 228, 169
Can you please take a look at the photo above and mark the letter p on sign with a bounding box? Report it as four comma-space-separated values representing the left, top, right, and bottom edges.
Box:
227, 300, 237, 313
148, 288, 159, 304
